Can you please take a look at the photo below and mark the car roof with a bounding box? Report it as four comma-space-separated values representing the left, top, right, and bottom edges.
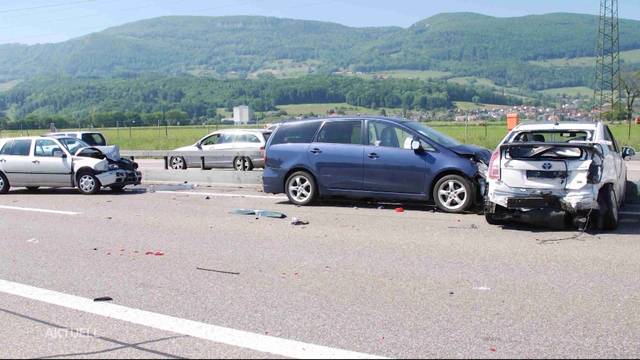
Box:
277, 116, 409, 127
513, 121, 599, 132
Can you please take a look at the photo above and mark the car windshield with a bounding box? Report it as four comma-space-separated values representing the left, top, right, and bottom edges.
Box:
405, 122, 461, 147
58, 137, 90, 154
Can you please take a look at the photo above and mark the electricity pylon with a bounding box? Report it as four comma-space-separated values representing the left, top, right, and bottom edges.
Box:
594, 0, 622, 119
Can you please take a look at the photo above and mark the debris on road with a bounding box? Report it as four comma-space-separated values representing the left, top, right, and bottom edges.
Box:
448, 224, 479, 230
93, 297, 113, 302
26, 238, 38, 244
196, 267, 240, 275
395, 207, 405, 213
231, 208, 287, 219
473, 286, 491, 291
290, 217, 309, 226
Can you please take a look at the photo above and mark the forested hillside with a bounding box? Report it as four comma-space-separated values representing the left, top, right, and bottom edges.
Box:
0, 75, 524, 129
1, 13, 640, 89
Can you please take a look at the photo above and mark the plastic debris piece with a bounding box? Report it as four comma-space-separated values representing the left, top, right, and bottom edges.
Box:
196, 267, 240, 275
395, 207, 405, 213
231, 208, 286, 219
490, 348, 497, 352
291, 217, 309, 226
154, 251, 164, 256
93, 297, 113, 302
205, 196, 210, 200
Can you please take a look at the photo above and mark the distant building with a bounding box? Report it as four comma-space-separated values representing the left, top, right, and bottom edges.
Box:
233, 106, 252, 125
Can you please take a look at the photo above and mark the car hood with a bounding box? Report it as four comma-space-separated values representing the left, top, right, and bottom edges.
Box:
450, 144, 492, 164
93, 145, 120, 160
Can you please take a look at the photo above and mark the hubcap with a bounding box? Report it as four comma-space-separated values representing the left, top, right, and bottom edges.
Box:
171, 157, 185, 170
79, 175, 96, 192
438, 180, 467, 211
289, 175, 312, 203
0, 176, 4, 189
235, 158, 244, 170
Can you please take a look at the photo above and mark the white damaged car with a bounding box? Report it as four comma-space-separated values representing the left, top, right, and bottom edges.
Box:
484, 122, 636, 230
0, 136, 141, 195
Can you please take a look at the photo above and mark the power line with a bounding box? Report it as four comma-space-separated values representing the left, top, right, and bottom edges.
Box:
0, 0, 99, 14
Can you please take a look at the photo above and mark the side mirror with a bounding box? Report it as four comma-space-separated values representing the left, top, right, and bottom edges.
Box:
196, 142, 203, 149
411, 139, 423, 151
622, 147, 636, 160
53, 149, 66, 158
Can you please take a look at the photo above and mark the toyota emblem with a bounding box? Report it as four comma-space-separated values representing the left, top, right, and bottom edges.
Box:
542, 162, 552, 170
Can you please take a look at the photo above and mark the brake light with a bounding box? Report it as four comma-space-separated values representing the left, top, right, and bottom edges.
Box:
488, 150, 501, 180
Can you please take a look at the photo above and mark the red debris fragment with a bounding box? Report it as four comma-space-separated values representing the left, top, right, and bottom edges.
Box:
145, 252, 154, 256
395, 207, 404, 213
490, 348, 497, 352
154, 251, 164, 256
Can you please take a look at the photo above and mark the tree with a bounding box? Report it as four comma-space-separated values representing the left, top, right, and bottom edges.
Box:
621, 71, 640, 139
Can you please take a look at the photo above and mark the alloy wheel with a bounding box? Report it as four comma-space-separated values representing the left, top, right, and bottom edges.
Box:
171, 157, 185, 170
288, 175, 312, 203
437, 179, 467, 211
79, 175, 96, 193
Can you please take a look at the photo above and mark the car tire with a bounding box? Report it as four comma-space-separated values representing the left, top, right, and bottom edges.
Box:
485, 212, 503, 225
233, 157, 244, 171
26, 186, 40, 192
285, 171, 317, 206
433, 174, 474, 213
243, 158, 254, 171
598, 184, 619, 231
170, 156, 187, 170
0, 172, 9, 194
110, 185, 125, 193
76, 171, 101, 195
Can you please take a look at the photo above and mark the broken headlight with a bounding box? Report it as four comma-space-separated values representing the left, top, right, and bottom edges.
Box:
109, 163, 120, 170
587, 162, 602, 184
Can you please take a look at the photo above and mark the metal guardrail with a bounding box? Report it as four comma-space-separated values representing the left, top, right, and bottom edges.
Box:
120, 149, 262, 170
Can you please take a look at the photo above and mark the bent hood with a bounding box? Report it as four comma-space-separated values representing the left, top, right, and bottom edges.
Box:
94, 145, 120, 161
450, 144, 492, 164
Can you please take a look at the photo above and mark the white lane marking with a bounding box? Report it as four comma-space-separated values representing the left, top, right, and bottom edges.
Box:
0, 205, 80, 216
620, 211, 640, 216
0, 279, 385, 359
156, 190, 288, 201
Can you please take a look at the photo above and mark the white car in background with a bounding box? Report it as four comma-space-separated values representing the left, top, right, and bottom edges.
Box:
485, 122, 636, 230
0, 136, 141, 195
46, 131, 108, 146
169, 129, 271, 171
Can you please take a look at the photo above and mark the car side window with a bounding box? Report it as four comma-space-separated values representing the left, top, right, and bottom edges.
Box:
368, 121, 414, 149
315, 121, 362, 145
0, 141, 13, 155
82, 133, 106, 146
270, 122, 322, 145
202, 134, 220, 146
603, 126, 619, 153
219, 134, 235, 144
9, 140, 31, 156
35, 139, 62, 157
247, 135, 261, 143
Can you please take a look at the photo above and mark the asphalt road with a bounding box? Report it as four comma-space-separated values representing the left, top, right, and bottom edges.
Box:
0, 165, 639, 358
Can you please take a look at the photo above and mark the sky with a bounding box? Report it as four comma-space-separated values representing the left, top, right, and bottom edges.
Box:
1, 0, 639, 45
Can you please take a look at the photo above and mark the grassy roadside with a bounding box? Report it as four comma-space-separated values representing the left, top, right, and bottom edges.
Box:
1, 123, 638, 151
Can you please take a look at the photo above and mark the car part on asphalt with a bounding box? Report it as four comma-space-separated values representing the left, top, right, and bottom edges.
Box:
231, 208, 287, 219
196, 267, 240, 275
290, 217, 309, 225
93, 297, 113, 302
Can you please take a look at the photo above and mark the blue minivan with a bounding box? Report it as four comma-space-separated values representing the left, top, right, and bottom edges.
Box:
263, 117, 490, 213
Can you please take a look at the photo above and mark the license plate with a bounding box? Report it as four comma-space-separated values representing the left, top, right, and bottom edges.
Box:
526, 170, 567, 179
507, 197, 559, 209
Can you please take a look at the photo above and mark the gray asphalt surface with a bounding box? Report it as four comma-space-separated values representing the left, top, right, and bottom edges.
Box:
0, 163, 639, 358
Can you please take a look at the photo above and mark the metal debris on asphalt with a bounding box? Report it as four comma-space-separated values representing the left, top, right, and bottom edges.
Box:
290, 217, 309, 226
93, 297, 113, 302
196, 267, 240, 275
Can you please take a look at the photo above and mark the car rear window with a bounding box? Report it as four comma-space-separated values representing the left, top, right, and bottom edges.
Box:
81, 133, 107, 146
2, 140, 32, 156
270, 121, 321, 145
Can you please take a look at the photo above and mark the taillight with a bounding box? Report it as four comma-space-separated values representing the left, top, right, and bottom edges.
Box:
488, 150, 501, 180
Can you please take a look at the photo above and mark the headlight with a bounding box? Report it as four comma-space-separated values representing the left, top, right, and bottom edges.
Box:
109, 164, 120, 170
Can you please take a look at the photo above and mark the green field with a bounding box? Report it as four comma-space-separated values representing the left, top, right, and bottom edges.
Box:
352, 70, 452, 80
530, 49, 640, 68
541, 86, 594, 97
2, 123, 638, 151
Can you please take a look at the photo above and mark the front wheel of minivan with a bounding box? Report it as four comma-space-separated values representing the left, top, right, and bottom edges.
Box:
433, 174, 474, 213
286, 171, 317, 206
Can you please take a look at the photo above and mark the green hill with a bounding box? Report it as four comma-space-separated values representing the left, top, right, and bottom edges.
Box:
1, 13, 640, 90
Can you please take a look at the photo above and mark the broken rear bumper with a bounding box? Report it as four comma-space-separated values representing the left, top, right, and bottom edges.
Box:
487, 183, 598, 214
